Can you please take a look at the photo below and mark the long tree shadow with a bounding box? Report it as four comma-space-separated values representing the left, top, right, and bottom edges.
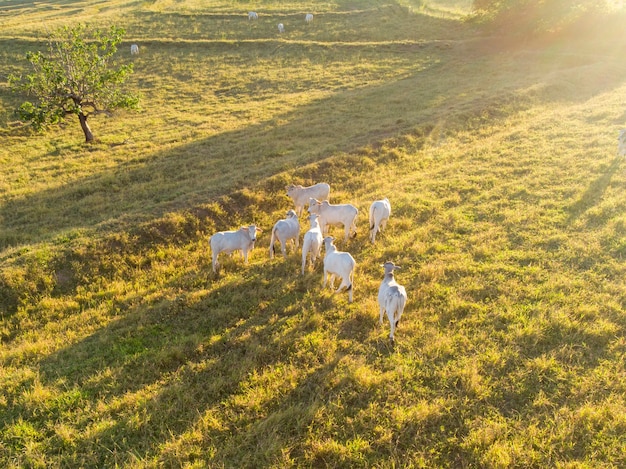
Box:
0, 45, 456, 248
3, 19, 626, 252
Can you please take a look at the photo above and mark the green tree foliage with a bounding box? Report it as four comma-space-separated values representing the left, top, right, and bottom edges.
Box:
473, 0, 608, 34
9, 24, 139, 143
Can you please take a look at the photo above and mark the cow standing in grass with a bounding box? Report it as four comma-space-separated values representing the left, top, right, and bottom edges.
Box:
378, 261, 407, 343
210, 225, 262, 273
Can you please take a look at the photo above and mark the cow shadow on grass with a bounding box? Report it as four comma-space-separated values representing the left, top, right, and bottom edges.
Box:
33, 255, 382, 466
566, 156, 623, 224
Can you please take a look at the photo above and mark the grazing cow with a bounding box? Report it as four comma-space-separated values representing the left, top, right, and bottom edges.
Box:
305, 13, 314, 23
619, 129, 626, 156
286, 183, 330, 217
369, 198, 391, 243
248, 11, 258, 20
322, 236, 356, 303
130, 44, 139, 55
378, 261, 407, 343
278, 23, 285, 33
210, 225, 262, 273
301, 213, 324, 274
270, 210, 300, 259
308, 198, 358, 241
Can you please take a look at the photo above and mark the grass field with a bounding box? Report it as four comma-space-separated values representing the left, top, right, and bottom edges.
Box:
2, 0, 626, 467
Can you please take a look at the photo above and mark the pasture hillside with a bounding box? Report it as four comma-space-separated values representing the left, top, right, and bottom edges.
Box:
1, 0, 626, 467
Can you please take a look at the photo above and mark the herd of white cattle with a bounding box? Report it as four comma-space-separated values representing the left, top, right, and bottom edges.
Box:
206, 131, 626, 343
129, 11, 315, 55
209, 183, 407, 342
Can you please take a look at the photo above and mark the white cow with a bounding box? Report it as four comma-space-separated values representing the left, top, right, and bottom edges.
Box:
269, 210, 300, 259
301, 213, 323, 274
305, 13, 314, 23
130, 44, 139, 55
278, 23, 285, 33
378, 261, 408, 343
210, 225, 262, 273
308, 198, 358, 241
248, 11, 258, 20
286, 183, 330, 217
322, 236, 356, 303
368, 198, 391, 243
618, 129, 626, 156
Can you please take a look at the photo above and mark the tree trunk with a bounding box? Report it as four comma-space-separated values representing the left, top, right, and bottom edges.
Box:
78, 113, 94, 143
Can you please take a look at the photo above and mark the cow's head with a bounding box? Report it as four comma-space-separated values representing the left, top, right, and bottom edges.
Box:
382, 261, 401, 275
246, 225, 262, 242
307, 198, 321, 214
286, 184, 302, 197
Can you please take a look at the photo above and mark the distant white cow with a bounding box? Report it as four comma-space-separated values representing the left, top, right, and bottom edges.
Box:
619, 129, 626, 156
248, 11, 258, 20
322, 236, 356, 303
301, 213, 323, 274
368, 198, 391, 243
130, 44, 139, 55
278, 23, 285, 33
305, 13, 314, 23
286, 183, 330, 217
210, 225, 262, 273
378, 261, 407, 343
308, 198, 358, 241
269, 210, 300, 259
